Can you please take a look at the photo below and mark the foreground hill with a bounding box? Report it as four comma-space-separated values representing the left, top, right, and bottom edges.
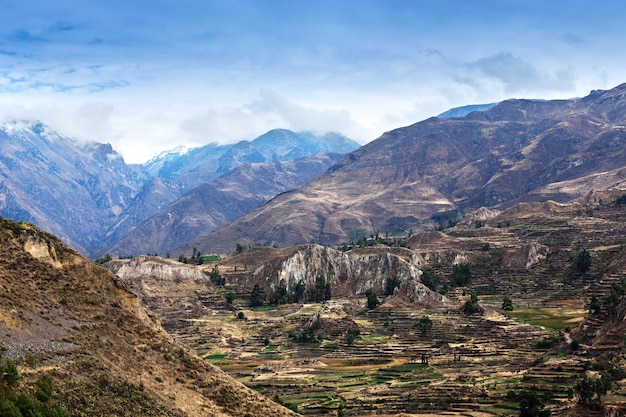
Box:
98, 153, 345, 257
186, 84, 626, 254
0, 217, 296, 417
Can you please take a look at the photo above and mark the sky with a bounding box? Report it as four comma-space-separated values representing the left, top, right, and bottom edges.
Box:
1, 0, 626, 163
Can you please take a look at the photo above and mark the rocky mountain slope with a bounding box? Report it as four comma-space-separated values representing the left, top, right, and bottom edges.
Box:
0, 216, 296, 417
0, 122, 358, 256
143, 129, 360, 188
98, 153, 346, 257
0, 121, 145, 254
186, 83, 626, 254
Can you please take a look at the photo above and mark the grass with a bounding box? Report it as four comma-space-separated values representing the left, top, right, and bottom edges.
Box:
201, 255, 220, 263
204, 353, 227, 360
508, 307, 586, 330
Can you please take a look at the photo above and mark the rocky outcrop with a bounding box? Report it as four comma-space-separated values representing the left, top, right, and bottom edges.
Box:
249, 244, 448, 306
108, 255, 208, 284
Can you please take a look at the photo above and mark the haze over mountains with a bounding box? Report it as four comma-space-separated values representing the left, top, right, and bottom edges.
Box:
0, 124, 359, 255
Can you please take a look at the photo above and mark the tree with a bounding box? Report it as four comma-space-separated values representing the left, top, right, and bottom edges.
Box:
312, 275, 331, 302
271, 279, 288, 305
225, 292, 235, 304
385, 275, 402, 296
420, 267, 440, 291
210, 265, 224, 286
451, 263, 472, 287
250, 283, 266, 307
518, 390, 550, 417
576, 249, 592, 273
589, 295, 601, 315
365, 288, 379, 309
345, 327, 360, 345
575, 373, 611, 405
236, 242, 245, 254
294, 279, 306, 302
502, 297, 514, 311
416, 315, 433, 336
604, 279, 626, 318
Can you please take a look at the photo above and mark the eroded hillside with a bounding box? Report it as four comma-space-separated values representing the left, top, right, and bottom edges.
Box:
0, 217, 297, 417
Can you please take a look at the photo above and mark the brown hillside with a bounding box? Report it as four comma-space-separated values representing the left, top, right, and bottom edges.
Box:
0, 217, 297, 417
184, 84, 626, 255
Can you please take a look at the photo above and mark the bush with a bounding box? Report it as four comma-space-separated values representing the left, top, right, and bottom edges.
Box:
0, 401, 22, 417
463, 293, 482, 314
450, 263, 472, 287
1, 357, 19, 387
365, 288, 379, 309
420, 268, 440, 291
502, 297, 514, 311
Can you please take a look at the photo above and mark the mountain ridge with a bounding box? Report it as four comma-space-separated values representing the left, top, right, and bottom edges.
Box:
181, 83, 626, 254
97, 153, 346, 257
0, 123, 359, 256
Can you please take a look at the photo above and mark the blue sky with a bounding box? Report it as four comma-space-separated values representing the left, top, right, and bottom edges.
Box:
1, 0, 625, 163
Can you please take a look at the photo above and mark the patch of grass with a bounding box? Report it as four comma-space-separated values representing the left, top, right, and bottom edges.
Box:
508, 308, 585, 330
204, 353, 227, 360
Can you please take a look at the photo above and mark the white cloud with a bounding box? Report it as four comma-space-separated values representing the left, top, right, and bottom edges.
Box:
0, 101, 116, 142
180, 90, 361, 143
455, 52, 577, 96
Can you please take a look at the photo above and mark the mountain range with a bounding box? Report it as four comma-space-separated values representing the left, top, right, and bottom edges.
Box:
96, 153, 346, 257
3, 84, 626, 260
180, 84, 626, 254
0, 124, 359, 256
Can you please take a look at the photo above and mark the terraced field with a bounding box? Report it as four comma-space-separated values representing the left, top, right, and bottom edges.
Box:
108, 192, 626, 416
162, 294, 592, 416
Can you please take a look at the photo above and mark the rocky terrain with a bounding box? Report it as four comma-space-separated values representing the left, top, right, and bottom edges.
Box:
0, 122, 357, 256
0, 120, 145, 254
185, 84, 626, 254
98, 153, 346, 257
106, 189, 626, 416
0, 216, 297, 417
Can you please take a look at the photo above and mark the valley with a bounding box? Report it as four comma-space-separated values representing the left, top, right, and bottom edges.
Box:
108, 190, 626, 416
3, 84, 626, 417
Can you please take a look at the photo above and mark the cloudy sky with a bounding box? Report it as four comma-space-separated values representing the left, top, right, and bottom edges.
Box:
1, 0, 625, 163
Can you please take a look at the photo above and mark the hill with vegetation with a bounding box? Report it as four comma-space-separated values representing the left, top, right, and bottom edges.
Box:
0, 216, 296, 417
